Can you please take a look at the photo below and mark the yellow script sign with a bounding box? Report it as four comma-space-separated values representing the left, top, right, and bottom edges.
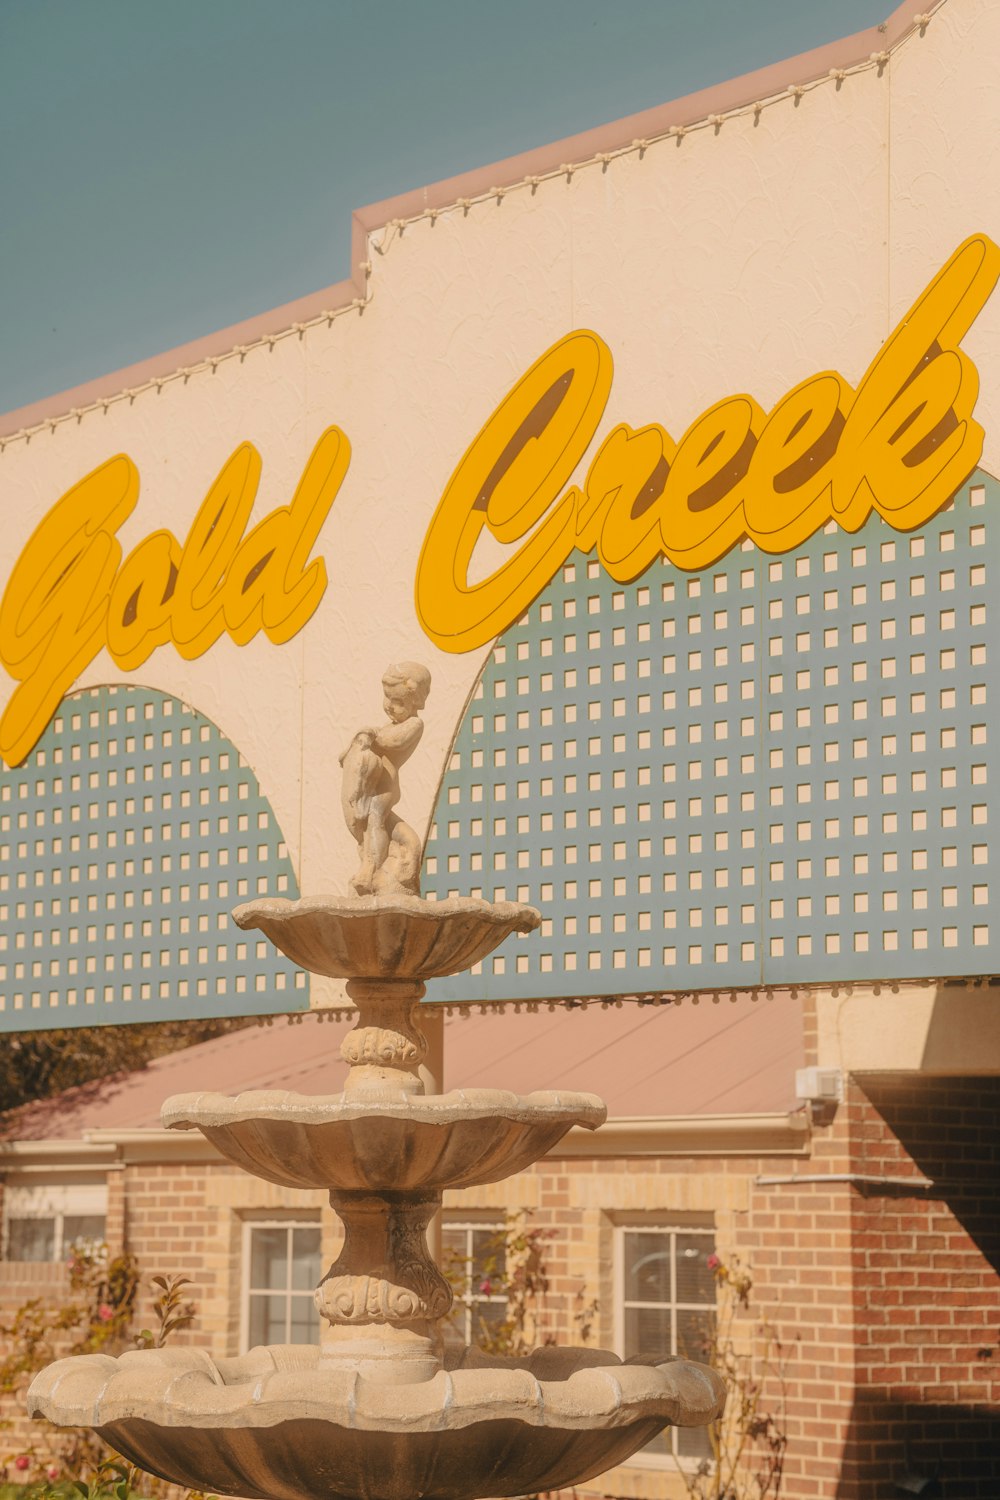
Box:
0, 427, 350, 767
416, 234, 1000, 652
2, 236, 997, 766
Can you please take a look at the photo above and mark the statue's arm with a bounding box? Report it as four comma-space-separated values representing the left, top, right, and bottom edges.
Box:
339, 728, 375, 766
372, 716, 424, 761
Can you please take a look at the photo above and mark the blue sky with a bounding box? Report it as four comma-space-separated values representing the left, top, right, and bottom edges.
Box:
1, 1, 889, 415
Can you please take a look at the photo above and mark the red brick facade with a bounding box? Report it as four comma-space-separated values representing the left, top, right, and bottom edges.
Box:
685, 1075, 1000, 1499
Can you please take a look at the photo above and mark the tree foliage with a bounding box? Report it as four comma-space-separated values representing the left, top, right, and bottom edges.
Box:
0, 1017, 251, 1121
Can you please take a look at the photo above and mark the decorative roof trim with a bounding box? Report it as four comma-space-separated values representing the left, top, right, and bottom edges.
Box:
0, 0, 940, 445
281, 972, 992, 1025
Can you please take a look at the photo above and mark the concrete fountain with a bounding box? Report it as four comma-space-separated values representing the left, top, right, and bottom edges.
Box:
29, 663, 726, 1500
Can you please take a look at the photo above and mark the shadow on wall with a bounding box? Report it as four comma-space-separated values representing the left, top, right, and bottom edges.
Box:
860, 1074, 1000, 1274
836, 1075, 1000, 1498
920, 986, 1000, 1078
836, 1396, 1000, 1499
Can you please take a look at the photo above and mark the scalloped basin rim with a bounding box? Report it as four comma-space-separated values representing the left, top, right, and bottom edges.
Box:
232, 895, 542, 929
28, 1343, 727, 1433
161, 1087, 608, 1132
230, 894, 542, 980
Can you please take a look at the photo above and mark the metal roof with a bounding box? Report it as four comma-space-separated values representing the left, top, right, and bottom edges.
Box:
3, 993, 804, 1142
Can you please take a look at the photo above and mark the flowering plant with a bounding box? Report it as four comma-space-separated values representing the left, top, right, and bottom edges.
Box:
442, 1213, 557, 1356
0, 1246, 193, 1498
673, 1253, 786, 1500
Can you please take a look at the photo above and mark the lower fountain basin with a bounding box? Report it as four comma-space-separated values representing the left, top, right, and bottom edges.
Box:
161, 1088, 606, 1191
28, 1343, 725, 1500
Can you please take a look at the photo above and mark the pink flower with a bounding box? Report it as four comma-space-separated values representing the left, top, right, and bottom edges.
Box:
706, 1253, 721, 1271
46, 1465, 60, 1481
479, 1278, 492, 1296
14, 1455, 30, 1471
97, 1303, 114, 1322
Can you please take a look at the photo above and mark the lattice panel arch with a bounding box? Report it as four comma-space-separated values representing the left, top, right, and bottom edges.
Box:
423, 471, 999, 1002
0, 684, 308, 1029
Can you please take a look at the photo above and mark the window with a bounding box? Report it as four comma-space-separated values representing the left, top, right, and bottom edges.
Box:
3, 1183, 107, 1262
242, 1220, 322, 1350
441, 1218, 507, 1350
617, 1221, 716, 1463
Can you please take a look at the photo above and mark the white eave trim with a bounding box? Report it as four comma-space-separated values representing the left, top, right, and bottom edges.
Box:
547, 1110, 810, 1157
0, 1129, 220, 1170
84, 1127, 224, 1164
0, 1110, 811, 1171
0, 1138, 121, 1172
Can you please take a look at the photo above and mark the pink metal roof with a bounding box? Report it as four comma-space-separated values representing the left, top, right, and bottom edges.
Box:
4, 995, 804, 1141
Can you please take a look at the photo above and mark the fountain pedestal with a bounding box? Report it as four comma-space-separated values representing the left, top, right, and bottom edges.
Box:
318, 1188, 450, 1383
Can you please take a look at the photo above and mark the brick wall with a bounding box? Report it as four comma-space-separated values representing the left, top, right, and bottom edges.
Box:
840, 1074, 1000, 1499
1, 1260, 80, 1464
451, 1151, 795, 1500
738, 1119, 858, 1499
121, 1161, 338, 1349
709, 1076, 1000, 1500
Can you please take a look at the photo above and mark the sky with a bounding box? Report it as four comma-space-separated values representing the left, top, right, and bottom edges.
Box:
1, 0, 891, 417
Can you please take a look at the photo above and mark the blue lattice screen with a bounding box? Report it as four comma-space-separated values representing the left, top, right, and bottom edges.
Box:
423, 472, 999, 1001
0, 685, 308, 1029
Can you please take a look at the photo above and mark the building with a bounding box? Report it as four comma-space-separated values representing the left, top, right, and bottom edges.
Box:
3, 987, 1000, 1496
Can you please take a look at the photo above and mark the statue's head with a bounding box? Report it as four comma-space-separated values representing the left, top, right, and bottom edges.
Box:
382, 661, 431, 722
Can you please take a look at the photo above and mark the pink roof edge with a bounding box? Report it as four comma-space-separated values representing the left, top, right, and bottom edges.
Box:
0, 0, 933, 438
3, 995, 805, 1143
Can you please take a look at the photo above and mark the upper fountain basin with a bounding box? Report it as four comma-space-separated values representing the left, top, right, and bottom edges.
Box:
232, 895, 540, 980
28, 1342, 726, 1500
162, 1088, 606, 1191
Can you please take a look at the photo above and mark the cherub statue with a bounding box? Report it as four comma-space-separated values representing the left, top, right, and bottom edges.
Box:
339, 662, 432, 897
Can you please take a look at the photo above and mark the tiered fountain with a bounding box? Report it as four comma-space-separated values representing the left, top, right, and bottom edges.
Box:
29, 664, 725, 1500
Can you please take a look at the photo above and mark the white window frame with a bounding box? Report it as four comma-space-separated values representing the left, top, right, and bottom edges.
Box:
2, 1182, 108, 1263
614, 1219, 716, 1469
240, 1216, 323, 1353
441, 1216, 508, 1346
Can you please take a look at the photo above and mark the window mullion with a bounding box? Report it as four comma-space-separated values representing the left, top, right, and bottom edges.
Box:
669, 1232, 679, 1459
670, 1231, 678, 1355
468, 1224, 475, 1345
285, 1226, 294, 1344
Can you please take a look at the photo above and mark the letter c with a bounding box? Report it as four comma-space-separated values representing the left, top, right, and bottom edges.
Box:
416, 331, 612, 653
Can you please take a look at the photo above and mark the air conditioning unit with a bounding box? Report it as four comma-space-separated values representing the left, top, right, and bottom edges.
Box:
795, 1066, 844, 1104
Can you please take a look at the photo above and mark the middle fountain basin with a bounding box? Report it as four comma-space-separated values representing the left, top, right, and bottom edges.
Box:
161, 1088, 606, 1191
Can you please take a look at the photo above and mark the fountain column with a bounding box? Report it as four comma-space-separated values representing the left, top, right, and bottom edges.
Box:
318, 975, 452, 1382
339, 978, 429, 1096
